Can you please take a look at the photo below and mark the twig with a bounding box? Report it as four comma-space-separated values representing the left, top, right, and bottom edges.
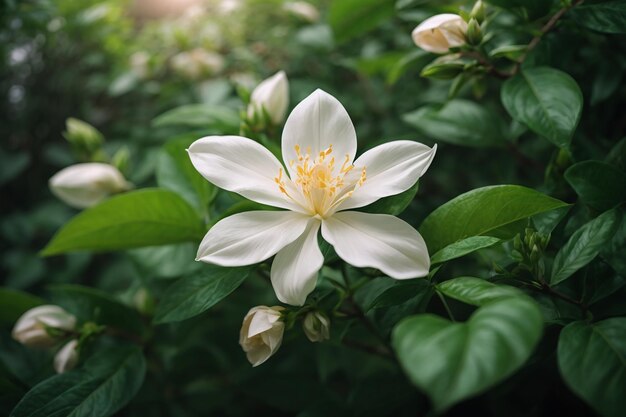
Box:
512, 0, 585, 74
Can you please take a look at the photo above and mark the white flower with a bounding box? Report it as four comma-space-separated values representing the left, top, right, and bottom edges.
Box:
130, 51, 150, 79
189, 89, 436, 306
49, 163, 131, 209
303, 311, 330, 342
54, 339, 79, 373
283, 2, 320, 22
239, 306, 285, 366
170, 48, 225, 80
412, 14, 468, 54
247, 71, 289, 125
12, 305, 76, 348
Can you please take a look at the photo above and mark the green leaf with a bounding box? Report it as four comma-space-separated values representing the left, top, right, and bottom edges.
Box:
329, 0, 395, 44
437, 277, 524, 306
359, 181, 419, 215
48, 284, 144, 334
551, 208, 621, 285
393, 297, 543, 412
152, 104, 240, 132
558, 318, 626, 417
154, 265, 252, 323
0, 289, 44, 326
127, 243, 201, 279
403, 99, 509, 148
501, 67, 583, 148
10, 346, 146, 417
156, 136, 216, 213
570, 0, 626, 34
420, 185, 569, 253
42, 189, 205, 256
431, 236, 501, 265
602, 208, 626, 276
485, 0, 554, 19
356, 277, 433, 312
564, 161, 626, 212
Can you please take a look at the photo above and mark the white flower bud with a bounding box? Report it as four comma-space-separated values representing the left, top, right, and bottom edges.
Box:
302, 311, 330, 342
283, 2, 320, 22
247, 71, 289, 125
12, 305, 76, 348
239, 306, 285, 367
412, 14, 468, 54
49, 163, 131, 209
54, 339, 79, 373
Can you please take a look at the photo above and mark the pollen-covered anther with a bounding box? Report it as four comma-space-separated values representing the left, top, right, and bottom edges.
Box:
278, 143, 367, 216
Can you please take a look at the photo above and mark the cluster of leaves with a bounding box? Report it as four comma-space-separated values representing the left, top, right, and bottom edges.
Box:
1, 0, 626, 416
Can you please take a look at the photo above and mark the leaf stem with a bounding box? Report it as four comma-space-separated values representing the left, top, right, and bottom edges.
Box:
436, 290, 456, 322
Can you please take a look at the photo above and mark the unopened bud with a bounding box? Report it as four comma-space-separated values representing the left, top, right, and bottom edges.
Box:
239, 306, 285, 367
54, 339, 79, 373
63, 118, 104, 153
247, 71, 289, 125
111, 146, 130, 173
466, 19, 483, 46
412, 14, 467, 54
12, 305, 76, 348
49, 163, 131, 209
302, 311, 330, 342
530, 244, 541, 264
470, 1, 485, 23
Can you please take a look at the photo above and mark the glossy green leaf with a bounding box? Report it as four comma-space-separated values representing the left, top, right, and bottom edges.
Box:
393, 297, 542, 412
564, 161, 626, 212
570, 0, 626, 34
48, 284, 144, 334
420, 185, 569, 253
156, 136, 216, 213
551, 208, 621, 285
356, 277, 433, 312
42, 189, 205, 256
359, 181, 419, 215
403, 99, 509, 148
602, 208, 626, 276
437, 277, 524, 306
152, 104, 240, 131
501, 67, 582, 148
329, 0, 394, 44
154, 265, 252, 323
558, 318, 626, 417
431, 236, 501, 264
10, 346, 145, 417
0, 288, 44, 326
127, 242, 201, 279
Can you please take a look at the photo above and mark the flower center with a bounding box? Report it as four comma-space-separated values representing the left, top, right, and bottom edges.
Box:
275, 144, 366, 217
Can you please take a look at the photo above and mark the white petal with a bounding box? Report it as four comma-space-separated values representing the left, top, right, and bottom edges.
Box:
271, 219, 323, 306
188, 136, 306, 212
248, 308, 281, 338
197, 211, 310, 266
321, 211, 429, 279
281, 89, 357, 178
337, 141, 436, 211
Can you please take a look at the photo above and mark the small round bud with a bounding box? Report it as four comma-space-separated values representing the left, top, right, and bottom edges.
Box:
302, 311, 330, 343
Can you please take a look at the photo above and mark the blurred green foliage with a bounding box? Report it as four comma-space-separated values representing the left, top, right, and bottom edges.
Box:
1, 0, 626, 416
